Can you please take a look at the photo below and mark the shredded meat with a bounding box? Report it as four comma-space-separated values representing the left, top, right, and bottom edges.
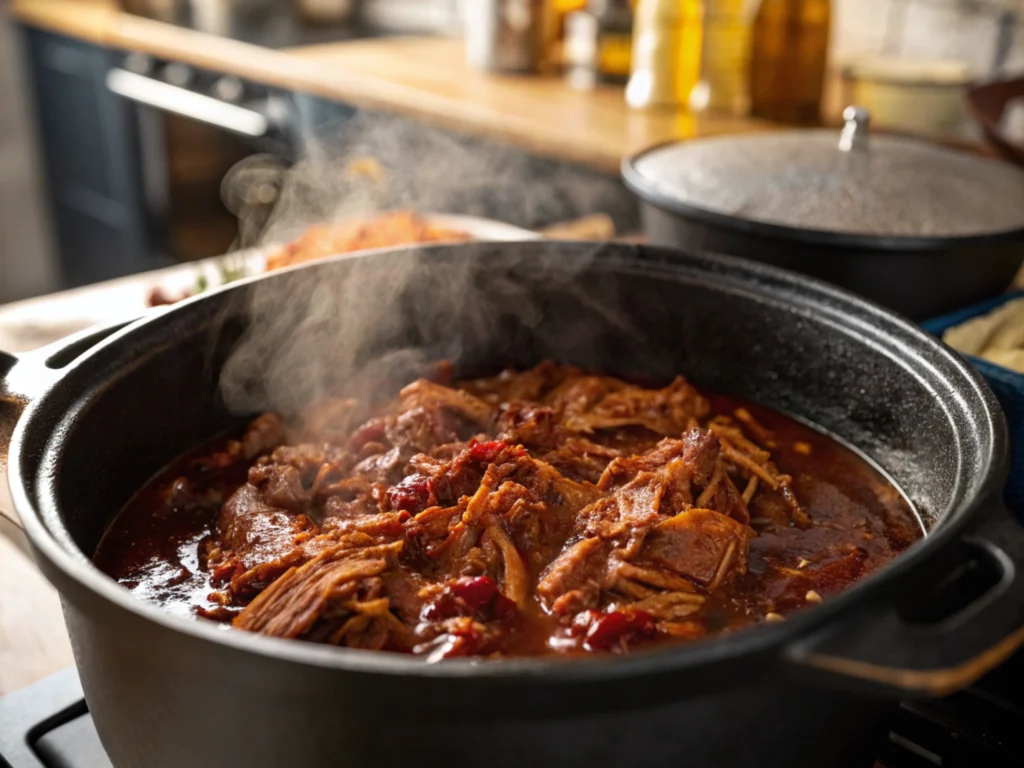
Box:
636, 509, 751, 589
218, 484, 313, 569
214, 367, 766, 651
548, 375, 709, 436
239, 413, 286, 460
536, 537, 610, 615
233, 541, 403, 645
97, 361, 922, 659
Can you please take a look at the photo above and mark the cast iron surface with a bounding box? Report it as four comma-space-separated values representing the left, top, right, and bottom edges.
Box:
1, 241, 1023, 767
7, 660, 1024, 768
622, 153, 1024, 321
624, 131, 1024, 238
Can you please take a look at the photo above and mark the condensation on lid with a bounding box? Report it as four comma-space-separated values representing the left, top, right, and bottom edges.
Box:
627, 130, 1024, 239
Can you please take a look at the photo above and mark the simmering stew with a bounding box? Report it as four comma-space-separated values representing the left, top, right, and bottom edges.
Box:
95, 363, 921, 659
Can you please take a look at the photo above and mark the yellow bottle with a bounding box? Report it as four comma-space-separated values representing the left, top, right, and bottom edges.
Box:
626, 0, 703, 108
554, 0, 588, 18
552, 0, 588, 70
690, 0, 759, 115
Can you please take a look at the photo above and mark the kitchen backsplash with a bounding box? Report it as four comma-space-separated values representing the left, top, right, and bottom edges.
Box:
442, 0, 1020, 77
362, 0, 462, 33
832, 0, 1022, 75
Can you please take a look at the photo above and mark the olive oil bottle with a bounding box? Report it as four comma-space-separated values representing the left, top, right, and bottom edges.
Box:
626, 0, 703, 108
749, 0, 831, 124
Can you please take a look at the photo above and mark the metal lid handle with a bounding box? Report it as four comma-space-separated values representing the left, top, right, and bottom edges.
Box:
839, 106, 871, 152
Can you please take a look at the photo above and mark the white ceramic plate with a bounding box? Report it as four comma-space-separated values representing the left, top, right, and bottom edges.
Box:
0, 215, 538, 353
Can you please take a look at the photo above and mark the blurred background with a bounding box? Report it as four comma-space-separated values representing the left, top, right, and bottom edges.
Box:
0, 11, 56, 302
1, 0, 1024, 304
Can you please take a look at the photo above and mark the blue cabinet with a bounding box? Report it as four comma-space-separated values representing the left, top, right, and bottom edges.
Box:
18, 25, 638, 289
20, 27, 159, 287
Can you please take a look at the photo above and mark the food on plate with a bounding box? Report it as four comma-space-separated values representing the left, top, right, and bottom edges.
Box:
144, 211, 472, 308
95, 362, 920, 659
538, 213, 616, 240
943, 297, 1024, 373
264, 210, 472, 271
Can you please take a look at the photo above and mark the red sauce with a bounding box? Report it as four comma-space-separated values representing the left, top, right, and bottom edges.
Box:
94, 365, 921, 658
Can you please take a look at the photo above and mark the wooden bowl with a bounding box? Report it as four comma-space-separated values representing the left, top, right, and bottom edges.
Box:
966, 77, 1024, 167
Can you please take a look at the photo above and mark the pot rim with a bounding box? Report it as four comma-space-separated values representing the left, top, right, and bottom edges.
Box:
621, 141, 1024, 250
8, 241, 1009, 683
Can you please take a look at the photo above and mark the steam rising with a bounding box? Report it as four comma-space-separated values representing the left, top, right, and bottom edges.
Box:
217, 242, 640, 418
242, 111, 614, 247
218, 111, 633, 417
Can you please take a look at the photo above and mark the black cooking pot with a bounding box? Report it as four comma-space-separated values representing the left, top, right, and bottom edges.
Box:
2, 241, 1024, 768
622, 107, 1024, 321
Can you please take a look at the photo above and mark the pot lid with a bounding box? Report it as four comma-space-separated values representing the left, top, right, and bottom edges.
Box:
623, 106, 1024, 240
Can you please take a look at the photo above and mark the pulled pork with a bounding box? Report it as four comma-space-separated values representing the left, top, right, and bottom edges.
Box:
99, 361, 921, 660
196, 363, 813, 657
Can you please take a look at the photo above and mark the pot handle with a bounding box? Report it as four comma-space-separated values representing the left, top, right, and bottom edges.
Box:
786, 504, 1024, 697
1, 321, 134, 533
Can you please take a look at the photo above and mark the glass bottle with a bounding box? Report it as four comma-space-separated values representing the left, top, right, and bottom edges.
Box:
553, 0, 588, 36
564, 0, 634, 88
591, 0, 635, 85
749, 0, 831, 125
690, 0, 759, 115
626, 0, 703, 109
551, 0, 588, 70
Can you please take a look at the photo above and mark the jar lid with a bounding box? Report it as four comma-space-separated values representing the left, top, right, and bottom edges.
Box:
622, 107, 1024, 241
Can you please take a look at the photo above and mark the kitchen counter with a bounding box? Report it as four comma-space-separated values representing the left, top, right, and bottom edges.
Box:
0, 523, 74, 696
9, 0, 770, 173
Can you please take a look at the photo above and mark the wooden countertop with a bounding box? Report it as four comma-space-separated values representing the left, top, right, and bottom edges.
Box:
0, 521, 74, 696
9, 0, 771, 173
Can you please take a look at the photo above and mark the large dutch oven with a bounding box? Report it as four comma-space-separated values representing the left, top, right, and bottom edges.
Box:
2, 241, 1024, 768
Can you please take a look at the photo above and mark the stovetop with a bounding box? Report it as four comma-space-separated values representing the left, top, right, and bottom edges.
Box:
3, 655, 1024, 768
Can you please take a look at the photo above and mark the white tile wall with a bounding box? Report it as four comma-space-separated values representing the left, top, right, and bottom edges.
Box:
831, 0, 1024, 76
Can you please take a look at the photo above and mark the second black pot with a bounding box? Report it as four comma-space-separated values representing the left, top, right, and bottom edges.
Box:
622, 109, 1024, 321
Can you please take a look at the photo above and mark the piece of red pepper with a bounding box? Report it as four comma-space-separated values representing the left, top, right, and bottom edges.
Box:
421, 576, 518, 623
385, 474, 433, 514
573, 609, 657, 651
449, 574, 499, 610
468, 440, 508, 464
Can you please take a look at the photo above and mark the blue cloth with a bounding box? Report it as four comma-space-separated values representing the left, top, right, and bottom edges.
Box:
923, 291, 1024, 519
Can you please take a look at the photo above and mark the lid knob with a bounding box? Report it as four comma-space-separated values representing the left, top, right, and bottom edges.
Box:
839, 106, 871, 152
